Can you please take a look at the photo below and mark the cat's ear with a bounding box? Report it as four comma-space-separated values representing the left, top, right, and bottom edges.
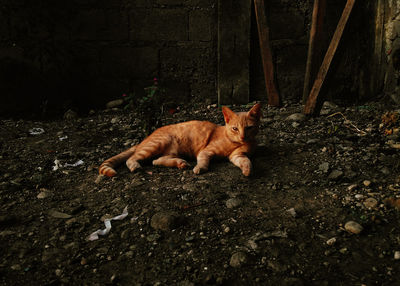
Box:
222, 106, 236, 124
247, 103, 262, 120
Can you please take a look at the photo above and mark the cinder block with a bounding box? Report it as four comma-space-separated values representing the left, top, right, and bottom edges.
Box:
72, 9, 129, 41
101, 46, 158, 79
130, 8, 187, 41
189, 10, 214, 41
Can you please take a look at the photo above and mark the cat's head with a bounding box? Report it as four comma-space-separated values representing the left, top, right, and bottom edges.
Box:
222, 103, 262, 143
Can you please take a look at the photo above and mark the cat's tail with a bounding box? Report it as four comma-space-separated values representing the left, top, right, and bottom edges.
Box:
99, 145, 137, 177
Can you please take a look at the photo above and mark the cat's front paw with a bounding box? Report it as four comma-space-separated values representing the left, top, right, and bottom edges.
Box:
178, 160, 190, 169
193, 165, 207, 175
126, 160, 141, 172
240, 161, 252, 176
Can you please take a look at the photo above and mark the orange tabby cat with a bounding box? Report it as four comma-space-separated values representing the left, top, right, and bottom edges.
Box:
99, 103, 262, 177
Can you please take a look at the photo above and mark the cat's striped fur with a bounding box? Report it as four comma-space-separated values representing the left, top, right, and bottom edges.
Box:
99, 103, 262, 177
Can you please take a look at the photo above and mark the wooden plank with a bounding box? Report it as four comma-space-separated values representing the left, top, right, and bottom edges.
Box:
218, 0, 251, 105
254, 0, 280, 106
302, 0, 326, 104
372, 0, 385, 95
304, 0, 356, 115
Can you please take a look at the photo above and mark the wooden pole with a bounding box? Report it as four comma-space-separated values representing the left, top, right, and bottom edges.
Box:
304, 0, 356, 115
254, 0, 280, 106
302, 0, 326, 104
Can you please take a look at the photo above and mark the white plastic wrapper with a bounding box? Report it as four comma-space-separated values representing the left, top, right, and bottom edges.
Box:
88, 206, 129, 241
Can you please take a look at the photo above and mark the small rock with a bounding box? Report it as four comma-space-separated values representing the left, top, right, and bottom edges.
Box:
381, 167, 390, 175
147, 233, 161, 242
319, 162, 330, 173
37, 190, 52, 199
80, 257, 87, 265
48, 210, 72, 219
347, 184, 358, 191
150, 211, 181, 231
394, 251, 400, 260
306, 139, 319, 144
363, 197, 378, 209
63, 109, 78, 120
322, 101, 339, 109
326, 237, 336, 246
230, 252, 247, 268
286, 208, 297, 218
106, 99, 124, 109
286, 113, 306, 122
226, 198, 242, 209
95, 175, 105, 184
291, 122, 300, 128
363, 180, 372, 187
110, 117, 119, 124
344, 221, 363, 234
354, 194, 364, 200
328, 170, 343, 180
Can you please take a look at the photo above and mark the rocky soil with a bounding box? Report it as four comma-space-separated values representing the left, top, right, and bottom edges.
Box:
1, 100, 400, 285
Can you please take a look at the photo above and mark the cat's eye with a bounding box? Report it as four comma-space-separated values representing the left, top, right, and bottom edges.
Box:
232, 127, 238, 132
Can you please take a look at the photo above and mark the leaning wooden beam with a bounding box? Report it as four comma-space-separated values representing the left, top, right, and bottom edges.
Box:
302, 0, 326, 104
304, 0, 356, 115
254, 0, 280, 106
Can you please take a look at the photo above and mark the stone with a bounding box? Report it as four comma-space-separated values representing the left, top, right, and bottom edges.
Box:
150, 211, 181, 231
344, 221, 363, 234
319, 162, 330, 173
63, 109, 78, 120
226, 198, 242, 209
326, 237, 336, 246
363, 197, 378, 209
328, 170, 343, 180
394, 251, 400, 260
48, 210, 72, 219
347, 184, 358, 191
37, 190, 52, 199
286, 113, 306, 122
363, 180, 372, 187
286, 208, 297, 218
106, 99, 124, 109
291, 122, 300, 128
229, 251, 247, 268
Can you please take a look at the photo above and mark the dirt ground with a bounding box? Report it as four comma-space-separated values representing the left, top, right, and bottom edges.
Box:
1, 100, 400, 285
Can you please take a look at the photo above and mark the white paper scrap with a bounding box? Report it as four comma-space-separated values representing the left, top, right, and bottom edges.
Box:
53, 159, 84, 171
88, 206, 129, 241
29, 127, 45, 135
64, 160, 84, 167
52, 159, 63, 171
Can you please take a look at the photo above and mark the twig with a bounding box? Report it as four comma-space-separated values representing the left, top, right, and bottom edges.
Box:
326, 112, 367, 135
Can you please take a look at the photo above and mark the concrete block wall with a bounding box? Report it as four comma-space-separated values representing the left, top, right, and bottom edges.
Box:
0, 0, 376, 117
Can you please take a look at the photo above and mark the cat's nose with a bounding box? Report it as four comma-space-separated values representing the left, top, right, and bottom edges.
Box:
240, 135, 245, 141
